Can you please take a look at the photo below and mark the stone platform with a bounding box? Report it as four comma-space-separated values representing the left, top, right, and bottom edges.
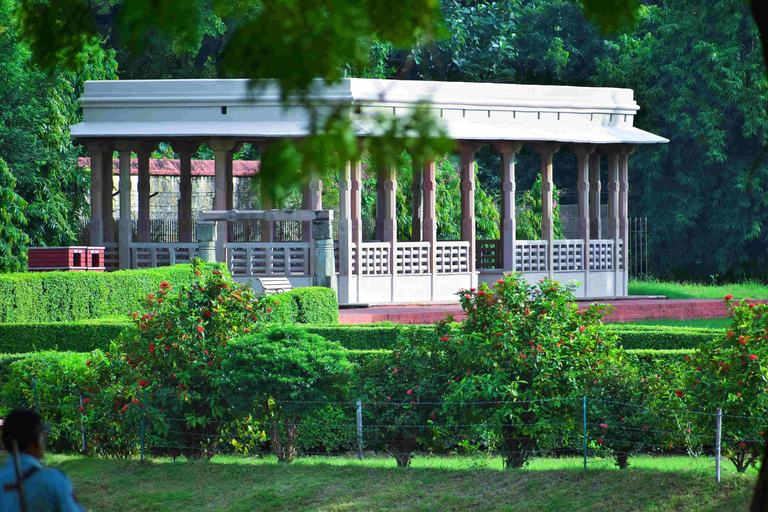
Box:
338, 298, 759, 325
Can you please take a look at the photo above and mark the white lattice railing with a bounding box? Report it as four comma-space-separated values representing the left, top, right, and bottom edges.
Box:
552, 240, 584, 272
396, 242, 431, 275
131, 243, 198, 269
227, 243, 310, 276
619, 240, 624, 270
334, 242, 357, 274
515, 240, 548, 272
103, 242, 119, 271
476, 239, 501, 270
589, 240, 615, 270
435, 242, 470, 274
359, 242, 391, 275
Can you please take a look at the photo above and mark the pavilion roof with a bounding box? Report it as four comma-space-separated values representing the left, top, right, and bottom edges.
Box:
70, 78, 668, 145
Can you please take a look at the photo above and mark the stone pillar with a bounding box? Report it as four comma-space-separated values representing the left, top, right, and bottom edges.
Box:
225, 143, 242, 243
604, 147, 621, 272
261, 182, 274, 243
196, 221, 216, 263
208, 139, 237, 261
302, 178, 323, 242
620, 145, 636, 294
494, 141, 523, 272
570, 144, 596, 271
101, 146, 115, 243
375, 166, 385, 241
460, 142, 482, 273
338, 161, 352, 277
411, 158, 423, 241
136, 142, 157, 243
114, 142, 133, 270
86, 141, 110, 246
534, 143, 562, 274
381, 163, 397, 274
174, 141, 199, 243
422, 159, 437, 275
312, 210, 336, 292
589, 152, 602, 241
351, 160, 363, 277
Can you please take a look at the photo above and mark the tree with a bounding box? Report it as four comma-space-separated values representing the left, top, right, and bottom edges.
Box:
0, 158, 29, 272
0, 0, 117, 252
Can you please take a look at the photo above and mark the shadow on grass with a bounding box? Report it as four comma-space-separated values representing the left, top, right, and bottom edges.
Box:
48, 456, 756, 511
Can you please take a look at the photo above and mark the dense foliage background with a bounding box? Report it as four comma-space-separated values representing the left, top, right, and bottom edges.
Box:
1, 0, 767, 281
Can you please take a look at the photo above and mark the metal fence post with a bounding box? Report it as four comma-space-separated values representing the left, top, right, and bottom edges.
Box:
356, 400, 363, 461
716, 408, 722, 483
140, 390, 147, 463
32, 380, 39, 412
79, 395, 86, 454
583, 396, 588, 473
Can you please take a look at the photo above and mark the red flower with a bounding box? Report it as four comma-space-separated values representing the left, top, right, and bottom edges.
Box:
83, 398, 91, 404
740, 442, 747, 448
149, 344, 156, 353
78, 406, 84, 412
266, 307, 273, 313
727, 331, 735, 337
121, 405, 129, 413
598, 438, 604, 444
750, 355, 759, 360
137, 379, 149, 388
407, 389, 413, 395
676, 389, 684, 398
439, 335, 450, 342
684, 355, 690, 360
392, 368, 398, 374
725, 294, 734, 300
203, 311, 212, 317
737, 393, 742, 397
213, 270, 220, 275
275, 301, 280, 306
159, 281, 171, 290
196, 325, 205, 333
204, 350, 209, 355
86, 359, 91, 368
132, 398, 139, 404
146, 293, 155, 301
244, 328, 250, 333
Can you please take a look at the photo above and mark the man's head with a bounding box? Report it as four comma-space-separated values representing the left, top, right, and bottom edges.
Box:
2, 410, 46, 460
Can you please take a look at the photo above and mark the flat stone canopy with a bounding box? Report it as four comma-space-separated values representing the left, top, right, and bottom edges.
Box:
70, 78, 668, 145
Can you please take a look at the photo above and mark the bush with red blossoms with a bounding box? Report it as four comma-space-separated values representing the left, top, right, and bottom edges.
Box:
357, 326, 454, 467
88, 259, 271, 459
686, 296, 768, 472
440, 273, 621, 468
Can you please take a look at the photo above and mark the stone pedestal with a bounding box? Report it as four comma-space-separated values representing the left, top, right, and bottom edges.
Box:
196, 221, 217, 263
312, 210, 336, 292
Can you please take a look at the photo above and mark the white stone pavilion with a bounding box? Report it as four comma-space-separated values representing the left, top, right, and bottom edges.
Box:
70, 78, 667, 303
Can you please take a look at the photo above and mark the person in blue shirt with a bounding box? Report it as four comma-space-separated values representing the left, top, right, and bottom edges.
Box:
0, 410, 83, 512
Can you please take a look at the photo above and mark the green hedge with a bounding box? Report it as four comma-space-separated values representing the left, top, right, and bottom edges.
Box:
304, 323, 400, 350
289, 287, 338, 324
0, 318, 132, 354
607, 325, 718, 350
303, 323, 721, 351
0, 263, 227, 323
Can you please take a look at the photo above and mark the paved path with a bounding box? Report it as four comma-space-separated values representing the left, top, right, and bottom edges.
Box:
338, 298, 761, 325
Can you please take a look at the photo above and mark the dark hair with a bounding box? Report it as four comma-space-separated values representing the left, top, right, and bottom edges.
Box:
2, 410, 44, 453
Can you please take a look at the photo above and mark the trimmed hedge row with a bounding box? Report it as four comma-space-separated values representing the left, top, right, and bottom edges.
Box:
606, 325, 718, 350
0, 288, 338, 354
0, 263, 226, 323
305, 323, 720, 351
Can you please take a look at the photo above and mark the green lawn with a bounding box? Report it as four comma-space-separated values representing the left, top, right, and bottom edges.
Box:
619, 318, 730, 329
21, 454, 758, 511
628, 280, 768, 300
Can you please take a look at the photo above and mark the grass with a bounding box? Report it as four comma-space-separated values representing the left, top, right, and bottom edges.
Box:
619, 318, 730, 329
628, 280, 768, 300
17, 453, 759, 511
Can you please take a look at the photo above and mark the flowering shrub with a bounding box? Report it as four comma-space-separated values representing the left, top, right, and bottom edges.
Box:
587, 362, 675, 468
88, 260, 270, 459
357, 326, 453, 466
440, 273, 620, 468
219, 326, 352, 463
686, 296, 768, 472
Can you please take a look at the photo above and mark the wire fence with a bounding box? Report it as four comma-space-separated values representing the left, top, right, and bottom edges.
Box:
8, 379, 766, 480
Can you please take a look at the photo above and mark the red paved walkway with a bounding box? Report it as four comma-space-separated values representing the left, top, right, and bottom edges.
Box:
339, 298, 760, 325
